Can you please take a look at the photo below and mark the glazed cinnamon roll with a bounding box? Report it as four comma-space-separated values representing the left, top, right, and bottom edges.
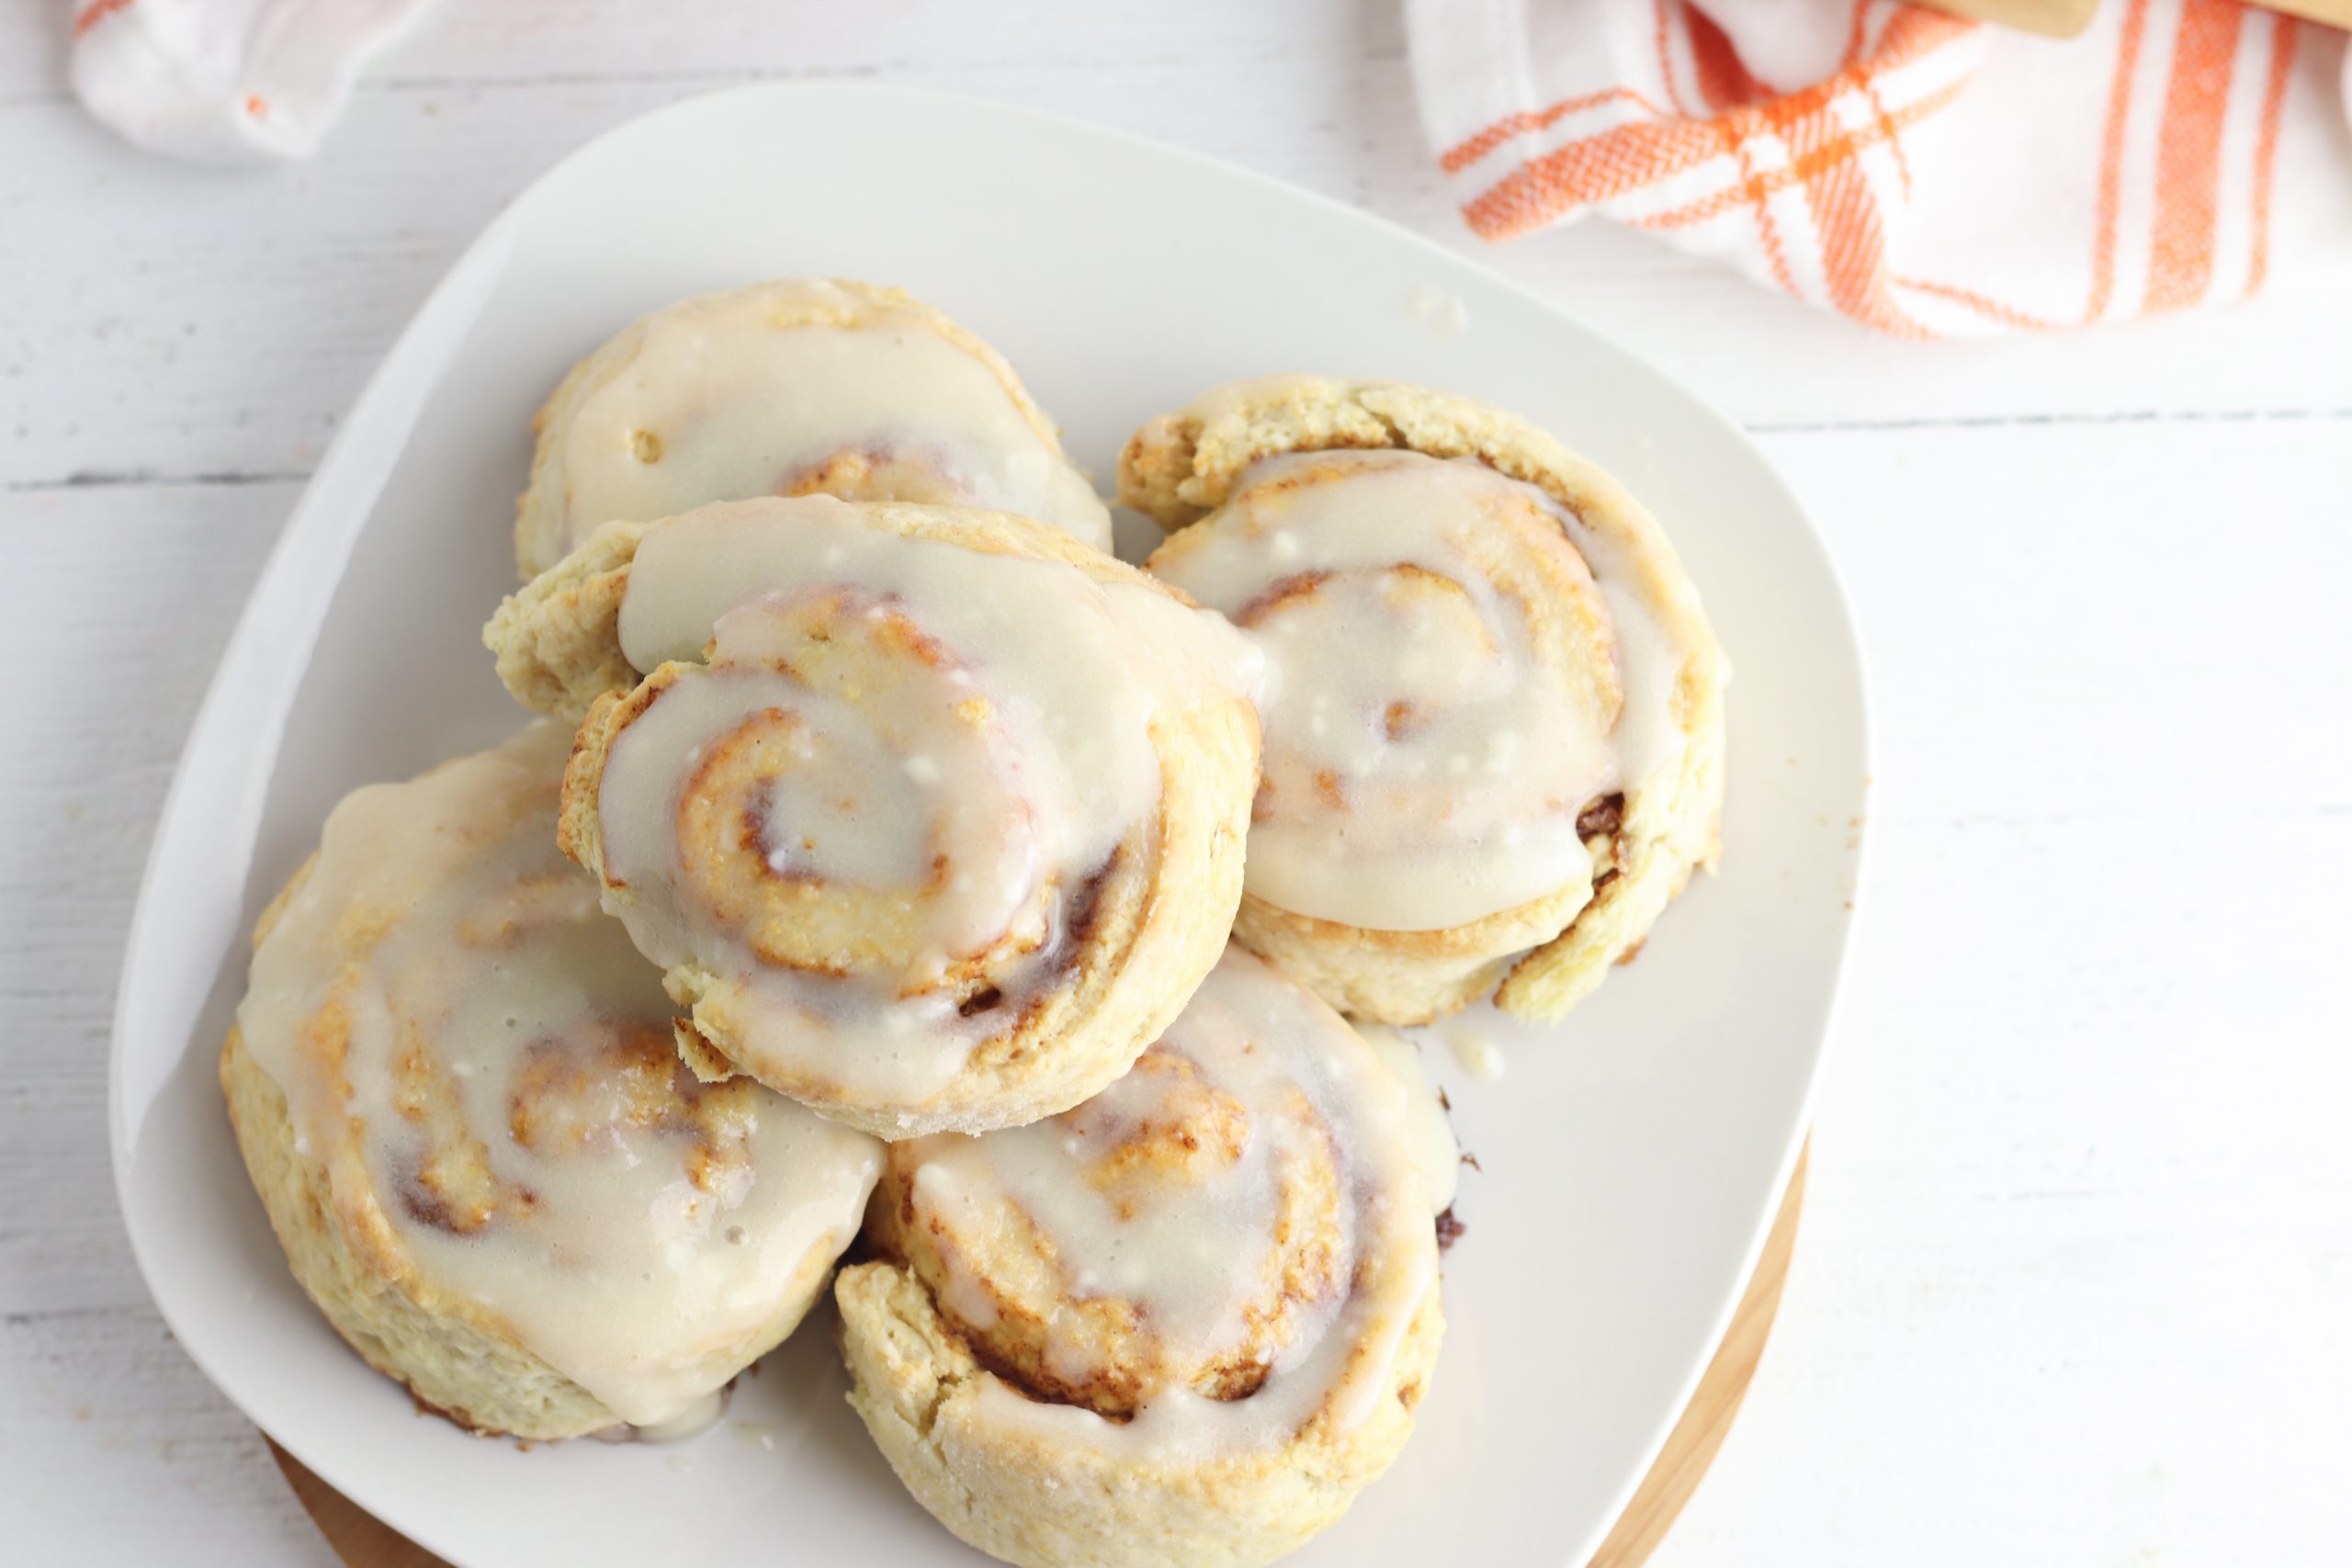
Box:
222, 722, 882, 1441
1126, 376, 1727, 1025
514, 278, 1113, 577
836, 946, 1445, 1568
484, 496, 1262, 1138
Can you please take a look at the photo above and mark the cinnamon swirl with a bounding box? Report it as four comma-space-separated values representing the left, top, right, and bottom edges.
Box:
486, 496, 1262, 1138
514, 278, 1113, 577
836, 945, 1444, 1568
222, 722, 882, 1440
1126, 376, 1727, 1025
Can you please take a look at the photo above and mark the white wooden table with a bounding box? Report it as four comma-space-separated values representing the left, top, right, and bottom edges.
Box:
5, 4, 2348, 1562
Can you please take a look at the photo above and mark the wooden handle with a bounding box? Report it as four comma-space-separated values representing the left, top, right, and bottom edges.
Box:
1912, 0, 2101, 36
2245, 0, 2352, 24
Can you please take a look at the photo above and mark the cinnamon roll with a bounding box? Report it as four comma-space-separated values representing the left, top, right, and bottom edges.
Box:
485, 496, 1262, 1138
1125, 376, 1727, 1025
221, 722, 882, 1440
836, 945, 1444, 1568
514, 278, 1113, 577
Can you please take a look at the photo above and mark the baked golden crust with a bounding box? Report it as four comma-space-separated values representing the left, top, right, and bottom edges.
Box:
833, 947, 1444, 1568
1126, 376, 1727, 1025
514, 278, 1111, 578
863, 1044, 1344, 1419
488, 500, 1135, 725
836, 1262, 1441, 1568
499, 498, 1261, 1139
220, 731, 880, 1439
562, 690, 1254, 1141
488, 520, 647, 721
222, 1023, 619, 1439
1227, 872, 1595, 1024
229, 1018, 856, 1440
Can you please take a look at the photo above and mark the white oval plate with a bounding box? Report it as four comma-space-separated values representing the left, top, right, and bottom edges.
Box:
112, 84, 1867, 1568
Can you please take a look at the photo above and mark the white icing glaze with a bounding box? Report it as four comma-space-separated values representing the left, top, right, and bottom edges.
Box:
1148, 447, 1685, 931
893, 947, 1437, 1460
597, 498, 1257, 1106
236, 723, 883, 1429
1354, 1026, 1461, 1215
1404, 285, 1469, 336
1559, 502, 1685, 791
594, 1388, 727, 1444
1444, 1022, 1509, 1082
550, 281, 1112, 556
729, 1419, 780, 1452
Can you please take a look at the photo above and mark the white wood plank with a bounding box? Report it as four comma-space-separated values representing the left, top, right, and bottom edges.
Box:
0, 482, 285, 1314
0, 479, 331, 1562
0, 0, 1384, 100
0, 1303, 336, 1564
1647, 419, 2352, 1567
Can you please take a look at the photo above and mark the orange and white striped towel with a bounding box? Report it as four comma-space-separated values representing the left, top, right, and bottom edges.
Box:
1409, 0, 2352, 335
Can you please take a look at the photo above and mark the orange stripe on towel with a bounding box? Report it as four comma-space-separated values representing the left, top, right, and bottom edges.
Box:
1462, 116, 1730, 238
1440, 89, 1665, 175
1892, 275, 2070, 333
1633, 80, 1965, 231
2145, 0, 2244, 312
1690, 10, 1772, 109
1442, 4, 1968, 194
2086, 0, 2152, 321
2245, 16, 2298, 297
1656, 0, 1693, 117
1800, 115, 1930, 336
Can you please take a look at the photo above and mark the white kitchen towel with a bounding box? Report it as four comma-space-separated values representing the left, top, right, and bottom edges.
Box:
1408, 0, 2352, 334
71, 0, 433, 164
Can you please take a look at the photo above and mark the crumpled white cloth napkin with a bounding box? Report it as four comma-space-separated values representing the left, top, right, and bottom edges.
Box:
70, 0, 434, 164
